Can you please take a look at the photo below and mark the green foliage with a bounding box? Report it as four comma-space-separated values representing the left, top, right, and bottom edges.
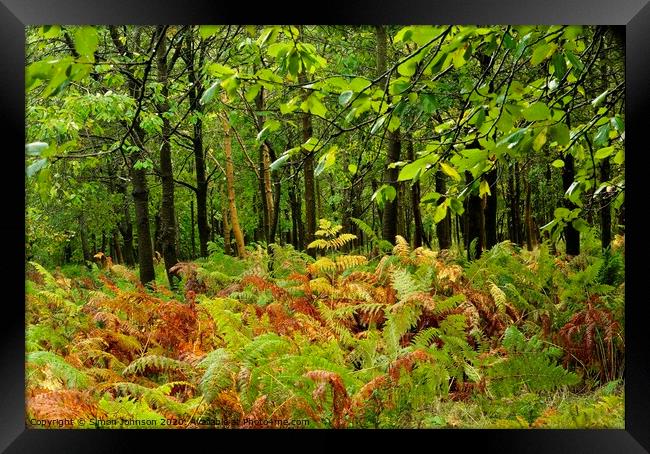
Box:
483, 326, 579, 397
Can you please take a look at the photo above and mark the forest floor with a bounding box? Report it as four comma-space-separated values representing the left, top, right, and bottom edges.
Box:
25, 237, 625, 429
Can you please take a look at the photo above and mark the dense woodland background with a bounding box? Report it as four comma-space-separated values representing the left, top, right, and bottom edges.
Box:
25, 25, 625, 429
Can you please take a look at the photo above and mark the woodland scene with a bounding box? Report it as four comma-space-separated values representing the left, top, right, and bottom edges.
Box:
25, 25, 625, 428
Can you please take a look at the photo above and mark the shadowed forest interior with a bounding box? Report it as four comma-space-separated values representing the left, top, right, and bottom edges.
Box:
25, 25, 625, 428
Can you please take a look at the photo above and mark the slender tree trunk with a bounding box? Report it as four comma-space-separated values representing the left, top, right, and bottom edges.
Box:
485, 166, 498, 249
288, 164, 302, 249
299, 78, 317, 256
185, 29, 210, 257
375, 25, 401, 244
562, 153, 580, 256
600, 157, 612, 249
112, 230, 123, 264
190, 198, 196, 258
118, 183, 136, 266
525, 181, 534, 251
78, 215, 91, 268
508, 162, 520, 245
408, 140, 424, 248
156, 26, 180, 287
223, 195, 232, 256
435, 171, 452, 249
220, 97, 246, 258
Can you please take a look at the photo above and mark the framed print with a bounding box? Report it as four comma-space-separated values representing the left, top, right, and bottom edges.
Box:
4, 0, 649, 451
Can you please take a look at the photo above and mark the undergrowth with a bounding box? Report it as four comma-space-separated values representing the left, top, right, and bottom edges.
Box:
25, 231, 625, 429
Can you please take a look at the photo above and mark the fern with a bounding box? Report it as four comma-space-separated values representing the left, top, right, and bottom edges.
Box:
27, 351, 92, 389
122, 355, 191, 377
197, 349, 238, 404
484, 326, 579, 397
308, 219, 357, 252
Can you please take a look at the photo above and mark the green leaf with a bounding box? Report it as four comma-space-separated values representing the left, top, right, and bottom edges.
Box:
26, 158, 48, 178
199, 25, 219, 39
591, 90, 609, 108
389, 78, 410, 96
503, 32, 515, 50
270, 154, 290, 172
522, 102, 551, 122
398, 159, 428, 181
572, 218, 589, 233
370, 116, 386, 135
530, 43, 557, 66
566, 51, 584, 74
440, 162, 461, 182
348, 164, 357, 174
73, 26, 98, 60
300, 93, 327, 117
133, 159, 153, 170
397, 59, 418, 77
421, 94, 437, 114
25, 142, 49, 157
612, 150, 624, 165
533, 129, 547, 151
245, 83, 262, 103
371, 184, 397, 208
208, 63, 236, 77
314, 146, 337, 177
551, 159, 564, 168
338, 90, 354, 106
610, 116, 624, 132
433, 201, 449, 223
256, 120, 281, 142
552, 52, 567, 79
479, 180, 491, 197
554, 207, 570, 219
595, 146, 615, 160
449, 197, 464, 215
594, 123, 611, 147
549, 123, 570, 146
200, 81, 220, 105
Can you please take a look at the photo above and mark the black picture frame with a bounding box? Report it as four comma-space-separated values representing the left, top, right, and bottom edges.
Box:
4, 1, 649, 451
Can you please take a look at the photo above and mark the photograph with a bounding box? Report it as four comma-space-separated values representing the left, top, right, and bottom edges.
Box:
24, 24, 627, 430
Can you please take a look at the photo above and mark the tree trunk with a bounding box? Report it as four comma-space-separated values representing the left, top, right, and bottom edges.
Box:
190, 197, 196, 258
485, 166, 498, 249
288, 163, 302, 249
382, 132, 401, 243
562, 153, 580, 256
223, 195, 232, 256
78, 214, 91, 268
131, 166, 156, 284
156, 26, 180, 288
465, 171, 484, 260
255, 88, 275, 244
375, 25, 401, 244
406, 139, 423, 248
508, 162, 520, 245
118, 185, 136, 267
220, 96, 246, 258
185, 29, 211, 257
112, 230, 123, 264
600, 157, 612, 249
299, 77, 317, 256
435, 171, 452, 249
525, 181, 534, 251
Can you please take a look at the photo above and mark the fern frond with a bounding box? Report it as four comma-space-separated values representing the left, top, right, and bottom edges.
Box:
393, 235, 411, 258
489, 281, 507, 314
122, 355, 191, 377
